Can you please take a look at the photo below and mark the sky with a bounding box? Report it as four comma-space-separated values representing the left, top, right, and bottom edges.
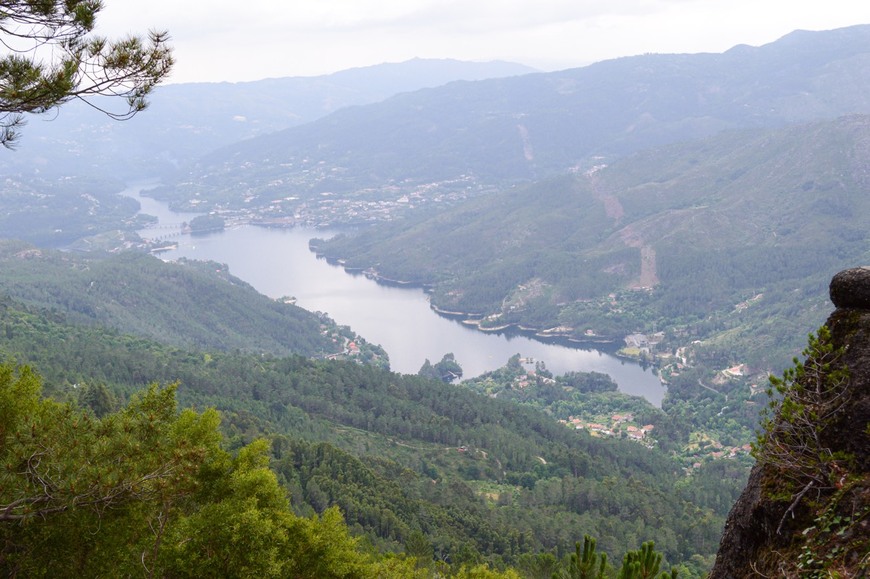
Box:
98, 0, 870, 84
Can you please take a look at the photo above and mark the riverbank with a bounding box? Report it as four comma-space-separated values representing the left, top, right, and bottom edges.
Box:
123, 184, 666, 406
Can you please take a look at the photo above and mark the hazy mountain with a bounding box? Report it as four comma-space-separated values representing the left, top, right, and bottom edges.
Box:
159, 25, 870, 212
0, 58, 535, 180
315, 114, 870, 368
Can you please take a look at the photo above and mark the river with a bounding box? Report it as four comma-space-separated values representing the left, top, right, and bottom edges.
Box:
127, 184, 666, 407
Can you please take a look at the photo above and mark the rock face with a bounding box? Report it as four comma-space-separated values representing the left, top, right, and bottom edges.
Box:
709, 268, 870, 578
829, 266, 870, 309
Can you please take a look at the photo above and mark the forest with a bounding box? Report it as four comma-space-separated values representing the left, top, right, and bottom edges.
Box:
0, 275, 738, 576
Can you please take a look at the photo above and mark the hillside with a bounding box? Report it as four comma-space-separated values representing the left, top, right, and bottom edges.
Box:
0, 175, 140, 247
315, 115, 870, 369
0, 241, 346, 357
0, 289, 730, 575
154, 25, 870, 218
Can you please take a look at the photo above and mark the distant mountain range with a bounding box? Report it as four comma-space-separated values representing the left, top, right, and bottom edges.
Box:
0, 58, 535, 179
155, 25, 870, 212
4, 24, 870, 371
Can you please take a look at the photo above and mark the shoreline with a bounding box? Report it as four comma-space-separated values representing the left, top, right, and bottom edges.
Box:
309, 251, 654, 364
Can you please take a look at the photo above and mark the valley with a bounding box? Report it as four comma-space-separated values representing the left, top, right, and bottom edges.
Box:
2, 22, 870, 577
123, 185, 665, 404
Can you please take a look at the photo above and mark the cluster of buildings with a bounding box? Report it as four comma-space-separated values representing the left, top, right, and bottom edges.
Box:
560, 413, 655, 443
685, 442, 754, 472
190, 173, 484, 229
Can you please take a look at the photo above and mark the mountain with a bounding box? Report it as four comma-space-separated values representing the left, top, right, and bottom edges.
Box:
315, 114, 870, 368
0, 58, 535, 180
155, 25, 870, 215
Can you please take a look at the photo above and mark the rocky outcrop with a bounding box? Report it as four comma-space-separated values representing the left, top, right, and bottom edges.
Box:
710, 268, 870, 578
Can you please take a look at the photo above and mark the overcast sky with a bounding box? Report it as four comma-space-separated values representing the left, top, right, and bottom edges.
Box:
98, 0, 870, 84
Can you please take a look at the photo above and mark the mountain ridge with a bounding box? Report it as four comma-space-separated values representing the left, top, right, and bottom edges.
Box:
314, 114, 870, 369
0, 58, 535, 180
155, 25, 870, 213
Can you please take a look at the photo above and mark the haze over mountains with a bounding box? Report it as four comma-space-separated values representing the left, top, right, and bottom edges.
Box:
3, 23, 870, 575
153, 25, 870, 212
0, 58, 535, 179
117, 23, 870, 375
318, 115, 870, 367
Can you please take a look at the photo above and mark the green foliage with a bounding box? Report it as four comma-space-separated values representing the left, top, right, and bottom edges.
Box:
615, 541, 669, 579
0, 0, 173, 147
748, 325, 870, 576
0, 363, 419, 578
159, 443, 376, 578
794, 497, 870, 578
556, 535, 608, 579
419, 352, 464, 382
0, 245, 341, 357
1, 361, 691, 577
753, 326, 851, 503
0, 368, 223, 575
405, 529, 435, 567
0, 293, 731, 568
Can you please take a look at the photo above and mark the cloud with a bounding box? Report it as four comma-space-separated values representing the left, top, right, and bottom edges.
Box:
95, 0, 870, 83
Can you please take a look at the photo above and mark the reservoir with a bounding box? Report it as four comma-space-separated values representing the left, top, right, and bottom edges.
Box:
128, 185, 666, 407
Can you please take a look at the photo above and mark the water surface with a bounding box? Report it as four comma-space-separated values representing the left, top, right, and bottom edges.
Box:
126, 184, 666, 406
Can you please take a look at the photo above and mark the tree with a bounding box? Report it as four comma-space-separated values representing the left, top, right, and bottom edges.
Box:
405, 529, 435, 568
0, 367, 224, 575
556, 535, 607, 579
0, 364, 407, 577
418, 353, 463, 383
616, 541, 675, 579
0, 0, 173, 147
752, 326, 852, 534
434, 353, 463, 382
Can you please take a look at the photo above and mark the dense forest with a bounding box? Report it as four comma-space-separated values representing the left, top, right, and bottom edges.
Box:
0, 242, 345, 358
2, 361, 700, 577
0, 277, 739, 575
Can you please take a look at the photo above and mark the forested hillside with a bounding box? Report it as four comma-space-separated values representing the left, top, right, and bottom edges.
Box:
316, 115, 870, 369
0, 285, 731, 575
0, 176, 141, 247
0, 241, 343, 357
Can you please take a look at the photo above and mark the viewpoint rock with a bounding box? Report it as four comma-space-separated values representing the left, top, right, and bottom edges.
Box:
709, 268, 870, 577
829, 266, 870, 309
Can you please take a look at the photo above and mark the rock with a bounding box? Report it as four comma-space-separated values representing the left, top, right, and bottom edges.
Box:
830, 266, 870, 309
710, 269, 870, 577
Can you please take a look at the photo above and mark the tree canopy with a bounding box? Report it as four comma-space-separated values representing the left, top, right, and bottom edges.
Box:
0, 364, 419, 577
0, 0, 173, 147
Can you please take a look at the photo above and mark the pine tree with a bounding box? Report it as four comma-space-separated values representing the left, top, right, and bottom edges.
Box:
0, 0, 173, 147
556, 535, 607, 578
